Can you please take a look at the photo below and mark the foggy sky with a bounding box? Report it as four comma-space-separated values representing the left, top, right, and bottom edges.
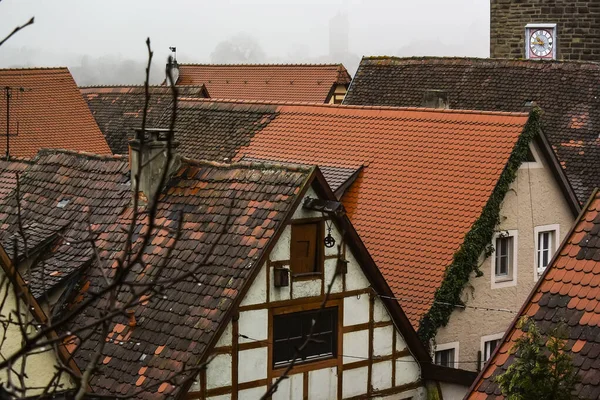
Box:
0, 0, 489, 85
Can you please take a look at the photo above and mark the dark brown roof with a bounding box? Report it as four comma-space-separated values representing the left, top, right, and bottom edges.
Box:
176, 63, 351, 102
0, 158, 31, 202
343, 56, 600, 202
468, 189, 600, 400
0, 150, 130, 299
80, 85, 209, 154
0, 68, 111, 158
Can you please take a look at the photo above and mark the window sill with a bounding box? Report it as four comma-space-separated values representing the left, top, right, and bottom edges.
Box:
292, 272, 323, 281
272, 355, 337, 377
494, 275, 513, 283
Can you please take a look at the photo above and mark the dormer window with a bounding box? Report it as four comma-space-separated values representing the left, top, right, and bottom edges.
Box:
290, 221, 324, 277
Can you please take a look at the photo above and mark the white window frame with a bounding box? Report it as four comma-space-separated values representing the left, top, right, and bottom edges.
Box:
519, 143, 543, 169
491, 230, 518, 289
525, 23, 558, 60
534, 224, 560, 281
433, 341, 459, 369
480, 332, 504, 368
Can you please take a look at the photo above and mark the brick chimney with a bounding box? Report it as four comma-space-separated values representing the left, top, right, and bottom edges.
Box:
129, 128, 180, 205
422, 90, 449, 109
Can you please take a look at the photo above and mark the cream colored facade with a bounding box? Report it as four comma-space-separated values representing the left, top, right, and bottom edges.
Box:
328, 84, 349, 104
188, 187, 432, 400
0, 270, 73, 397
435, 141, 576, 376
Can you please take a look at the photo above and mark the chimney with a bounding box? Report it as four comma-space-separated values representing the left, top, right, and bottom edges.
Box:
168, 47, 180, 84
129, 128, 180, 205
421, 90, 449, 109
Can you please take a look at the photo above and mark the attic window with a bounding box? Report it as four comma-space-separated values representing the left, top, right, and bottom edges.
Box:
525, 147, 536, 162
57, 199, 70, 209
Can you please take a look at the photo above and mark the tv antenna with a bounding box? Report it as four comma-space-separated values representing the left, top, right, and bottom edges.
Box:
3, 86, 31, 159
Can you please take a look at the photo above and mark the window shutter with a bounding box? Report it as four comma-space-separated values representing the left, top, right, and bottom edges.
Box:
291, 223, 318, 274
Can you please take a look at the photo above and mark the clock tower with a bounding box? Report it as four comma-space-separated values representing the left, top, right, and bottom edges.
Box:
490, 0, 600, 61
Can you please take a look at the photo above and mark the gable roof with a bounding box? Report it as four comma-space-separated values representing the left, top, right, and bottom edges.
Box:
468, 189, 600, 400
176, 63, 351, 103
80, 85, 210, 154
0, 68, 111, 158
343, 56, 600, 202
0, 148, 436, 398
163, 98, 533, 326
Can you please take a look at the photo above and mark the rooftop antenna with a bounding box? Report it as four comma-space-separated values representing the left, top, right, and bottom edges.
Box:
3, 86, 30, 160
169, 46, 177, 63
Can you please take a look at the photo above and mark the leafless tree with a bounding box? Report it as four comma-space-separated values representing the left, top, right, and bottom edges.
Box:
0, 37, 228, 399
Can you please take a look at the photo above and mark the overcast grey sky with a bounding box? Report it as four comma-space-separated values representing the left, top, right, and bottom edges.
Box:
0, 0, 489, 84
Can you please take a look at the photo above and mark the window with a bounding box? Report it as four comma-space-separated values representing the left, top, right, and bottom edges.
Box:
434, 342, 458, 368
519, 143, 543, 169
491, 230, 518, 288
534, 225, 559, 278
435, 349, 455, 368
273, 307, 337, 367
483, 338, 501, 363
495, 236, 514, 279
290, 221, 323, 276
481, 333, 504, 368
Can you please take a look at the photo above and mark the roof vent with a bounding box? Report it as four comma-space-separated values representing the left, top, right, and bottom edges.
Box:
422, 90, 449, 109
57, 199, 70, 209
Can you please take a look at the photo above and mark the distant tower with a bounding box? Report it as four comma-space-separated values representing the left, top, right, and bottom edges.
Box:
490, 0, 600, 61
329, 12, 349, 58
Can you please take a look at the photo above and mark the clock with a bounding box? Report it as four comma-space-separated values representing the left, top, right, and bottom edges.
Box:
525, 24, 557, 60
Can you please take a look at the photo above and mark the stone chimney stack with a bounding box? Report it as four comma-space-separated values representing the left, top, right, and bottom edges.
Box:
421, 90, 449, 109
129, 128, 180, 205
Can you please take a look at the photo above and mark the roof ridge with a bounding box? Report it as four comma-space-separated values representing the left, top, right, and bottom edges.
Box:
179, 63, 344, 67
79, 84, 207, 89
35, 148, 126, 161
361, 55, 600, 68
0, 67, 70, 74
180, 157, 314, 173
178, 97, 530, 117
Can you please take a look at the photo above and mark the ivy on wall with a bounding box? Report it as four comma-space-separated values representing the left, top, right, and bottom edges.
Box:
417, 108, 543, 345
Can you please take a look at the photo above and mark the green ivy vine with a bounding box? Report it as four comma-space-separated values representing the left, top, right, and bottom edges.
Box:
417, 107, 543, 345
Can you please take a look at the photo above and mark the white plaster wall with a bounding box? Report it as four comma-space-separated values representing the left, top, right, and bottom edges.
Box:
292, 279, 321, 299
435, 142, 576, 371
439, 382, 469, 400
238, 347, 268, 383
343, 330, 369, 363
308, 367, 337, 400
342, 366, 369, 398
372, 361, 393, 391
207, 395, 231, 400
206, 354, 233, 390
395, 331, 407, 352
373, 325, 394, 356
343, 294, 369, 326
240, 264, 267, 306
238, 386, 267, 400
215, 321, 232, 348
324, 258, 344, 294
395, 356, 420, 386
373, 299, 392, 323
272, 373, 303, 400
345, 250, 370, 291
292, 187, 321, 219
238, 309, 267, 344
0, 277, 72, 397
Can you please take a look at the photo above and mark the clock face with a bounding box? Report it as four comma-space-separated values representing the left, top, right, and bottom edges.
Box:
529, 29, 554, 58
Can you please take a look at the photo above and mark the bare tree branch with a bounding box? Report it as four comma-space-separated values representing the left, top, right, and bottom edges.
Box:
0, 17, 34, 48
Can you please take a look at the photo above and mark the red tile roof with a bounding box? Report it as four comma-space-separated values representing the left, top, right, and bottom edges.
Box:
0, 68, 111, 158
468, 189, 600, 400
176, 64, 351, 102
173, 99, 529, 325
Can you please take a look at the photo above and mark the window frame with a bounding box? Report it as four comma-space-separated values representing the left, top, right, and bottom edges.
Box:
491, 230, 518, 289
271, 301, 341, 372
480, 332, 504, 368
289, 218, 325, 279
519, 143, 543, 169
433, 341, 459, 369
534, 224, 560, 280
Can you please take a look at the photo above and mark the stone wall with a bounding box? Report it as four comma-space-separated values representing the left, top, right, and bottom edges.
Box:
490, 0, 600, 61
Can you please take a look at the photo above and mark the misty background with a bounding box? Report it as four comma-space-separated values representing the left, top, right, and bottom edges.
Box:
0, 0, 489, 85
